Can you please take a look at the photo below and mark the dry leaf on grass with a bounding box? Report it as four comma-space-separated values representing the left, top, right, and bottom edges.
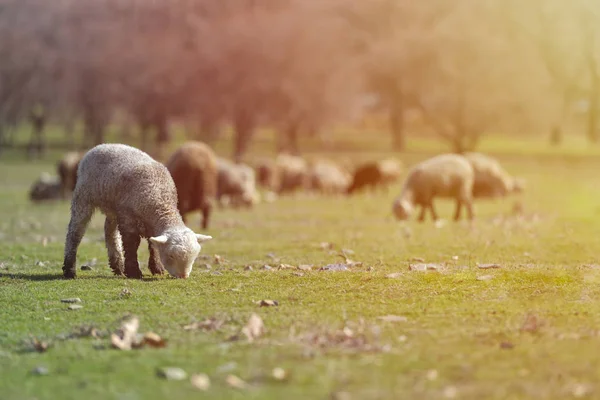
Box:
410, 263, 443, 271
190, 373, 211, 391
318, 242, 334, 250
30, 337, 49, 353
272, 367, 287, 381
377, 315, 408, 323
157, 367, 187, 381
521, 313, 544, 333
500, 341, 514, 349
241, 313, 264, 342
386, 273, 402, 279
320, 264, 349, 272
226, 374, 249, 389
477, 263, 502, 269
257, 299, 279, 307
277, 264, 296, 270
61, 298, 81, 303
298, 265, 313, 271
183, 318, 224, 331
410, 257, 425, 262
143, 332, 167, 348
477, 275, 494, 281
119, 288, 132, 298
111, 315, 139, 350
67, 304, 83, 310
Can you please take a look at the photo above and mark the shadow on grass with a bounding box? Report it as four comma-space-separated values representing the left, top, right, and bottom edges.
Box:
0, 272, 166, 281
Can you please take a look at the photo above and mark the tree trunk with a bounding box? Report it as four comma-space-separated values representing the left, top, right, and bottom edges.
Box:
389, 94, 405, 151
233, 111, 254, 163
587, 88, 599, 143
550, 126, 562, 146
286, 122, 300, 155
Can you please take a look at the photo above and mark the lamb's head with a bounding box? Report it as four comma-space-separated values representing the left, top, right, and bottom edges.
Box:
393, 198, 413, 220
150, 229, 212, 278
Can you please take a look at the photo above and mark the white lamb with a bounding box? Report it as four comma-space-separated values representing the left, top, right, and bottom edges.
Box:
62, 143, 211, 279
392, 154, 475, 222
217, 158, 260, 208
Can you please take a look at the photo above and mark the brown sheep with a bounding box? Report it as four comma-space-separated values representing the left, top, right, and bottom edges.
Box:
166, 141, 218, 230
57, 151, 83, 198
347, 159, 403, 195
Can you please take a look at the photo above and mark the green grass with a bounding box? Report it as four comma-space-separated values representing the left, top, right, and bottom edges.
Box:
3, 143, 600, 399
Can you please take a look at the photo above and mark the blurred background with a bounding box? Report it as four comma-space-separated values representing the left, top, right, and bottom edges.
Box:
0, 0, 599, 162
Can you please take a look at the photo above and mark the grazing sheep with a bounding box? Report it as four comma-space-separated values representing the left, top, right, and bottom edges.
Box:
274, 153, 309, 194
217, 158, 260, 208
62, 143, 212, 279
166, 141, 218, 230
256, 158, 280, 191
392, 154, 475, 222
308, 159, 351, 195
29, 173, 62, 202
347, 159, 402, 194
463, 152, 525, 198
57, 151, 83, 198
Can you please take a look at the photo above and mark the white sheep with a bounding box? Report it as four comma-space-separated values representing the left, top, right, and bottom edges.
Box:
62, 143, 211, 279
392, 154, 475, 222
463, 152, 525, 198
217, 158, 260, 208
308, 159, 351, 195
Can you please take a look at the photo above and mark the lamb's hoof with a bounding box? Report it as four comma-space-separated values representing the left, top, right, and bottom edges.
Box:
124, 270, 143, 279
63, 270, 76, 279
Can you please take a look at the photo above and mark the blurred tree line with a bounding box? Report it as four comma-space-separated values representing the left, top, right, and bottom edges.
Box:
0, 0, 599, 159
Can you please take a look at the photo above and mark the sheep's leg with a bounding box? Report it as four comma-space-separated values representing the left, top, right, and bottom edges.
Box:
417, 206, 427, 222
465, 200, 474, 221
202, 202, 212, 230
147, 240, 164, 275
62, 198, 94, 279
429, 203, 439, 221
453, 200, 463, 221
104, 215, 124, 275
119, 221, 143, 279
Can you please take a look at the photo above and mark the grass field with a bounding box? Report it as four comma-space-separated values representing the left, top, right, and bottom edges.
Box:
2, 140, 600, 399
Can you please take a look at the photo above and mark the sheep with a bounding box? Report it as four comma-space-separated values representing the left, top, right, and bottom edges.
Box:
463, 152, 525, 198
347, 158, 403, 194
29, 173, 62, 202
274, 153, 309, 194
308, 159, 351, 195
57, 151, 83, 198
166, 141, 218, 230
256, 158, 280, 191
217, 158, 260, 208
392, 154, 475, 222
62, 143, 212, 279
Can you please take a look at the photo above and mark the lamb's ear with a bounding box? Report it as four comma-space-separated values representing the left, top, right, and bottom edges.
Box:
196, 234, 212, 243
150, 235, 168, 245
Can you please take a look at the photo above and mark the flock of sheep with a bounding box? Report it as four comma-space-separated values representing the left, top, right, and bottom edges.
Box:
27, 141, 524, 279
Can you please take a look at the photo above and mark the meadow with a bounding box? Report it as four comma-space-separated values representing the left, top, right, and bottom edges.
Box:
2, 135, 600, 399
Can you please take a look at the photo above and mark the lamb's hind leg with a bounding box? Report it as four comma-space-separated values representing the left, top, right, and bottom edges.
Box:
63, 195, 94, 279
118, 217, 143, 279
104, 215, 124, 275
147, 240, 164, 275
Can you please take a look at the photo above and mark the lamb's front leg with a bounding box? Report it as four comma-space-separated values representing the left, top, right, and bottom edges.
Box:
147, 240, 165, 275
119, 223, 143, 279
104, 215, 124, 276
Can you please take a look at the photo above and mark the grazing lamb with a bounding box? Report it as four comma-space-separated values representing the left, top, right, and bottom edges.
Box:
274, 153, 309, 194
62, 143, 212, 279
217, 158, 260, 208
29, 173, 62, 202
308, 159, 351, 195
463, 152, 525, 198
392, 154, 475, 222
166, 141, 218, 230
347, 159, 403, 194
57, 151, 83, 198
